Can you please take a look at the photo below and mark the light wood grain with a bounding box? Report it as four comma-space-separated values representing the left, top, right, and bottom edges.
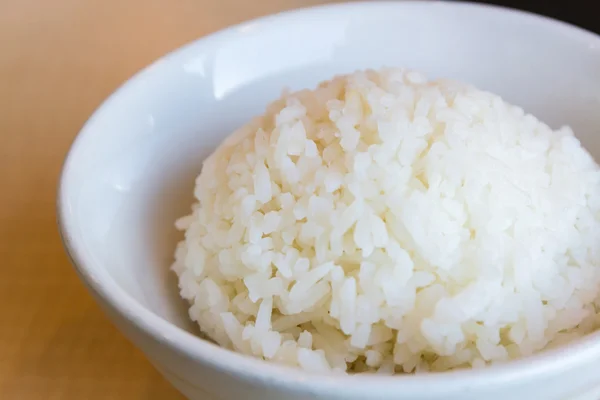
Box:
0, 1, 340, 398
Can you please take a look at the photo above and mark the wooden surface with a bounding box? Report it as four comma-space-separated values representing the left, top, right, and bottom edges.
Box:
0, 1, 339, 398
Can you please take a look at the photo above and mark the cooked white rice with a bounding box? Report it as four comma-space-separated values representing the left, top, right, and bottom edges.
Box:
172, 68, 600, 374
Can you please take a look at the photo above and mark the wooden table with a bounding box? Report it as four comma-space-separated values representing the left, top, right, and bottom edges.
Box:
0, 1, 339, 398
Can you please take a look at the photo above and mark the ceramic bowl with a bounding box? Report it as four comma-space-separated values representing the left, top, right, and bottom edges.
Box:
58, 2, 600, 399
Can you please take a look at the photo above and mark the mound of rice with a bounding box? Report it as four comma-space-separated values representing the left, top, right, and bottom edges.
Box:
172, 68, 600, 373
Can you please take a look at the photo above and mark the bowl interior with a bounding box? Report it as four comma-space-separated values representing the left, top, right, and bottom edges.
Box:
61, 2, 600, 341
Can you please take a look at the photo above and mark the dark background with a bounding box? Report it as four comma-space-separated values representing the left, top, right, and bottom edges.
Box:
470, 0, 597, 33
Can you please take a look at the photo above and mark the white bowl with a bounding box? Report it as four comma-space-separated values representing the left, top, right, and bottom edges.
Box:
58, 2, 600, 399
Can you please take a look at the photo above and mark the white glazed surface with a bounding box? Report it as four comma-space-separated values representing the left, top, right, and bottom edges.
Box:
58, 2, 600, 399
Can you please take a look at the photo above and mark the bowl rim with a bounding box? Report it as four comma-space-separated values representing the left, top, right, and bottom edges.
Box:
58, 0, 600, 395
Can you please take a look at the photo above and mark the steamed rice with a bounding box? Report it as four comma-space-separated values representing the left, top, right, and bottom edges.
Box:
172, 68, 600, 374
